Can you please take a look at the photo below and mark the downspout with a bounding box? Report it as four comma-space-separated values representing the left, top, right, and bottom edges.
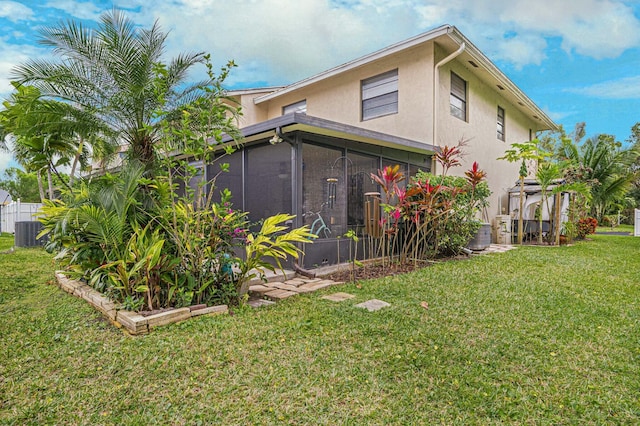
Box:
432, 42, 466, 172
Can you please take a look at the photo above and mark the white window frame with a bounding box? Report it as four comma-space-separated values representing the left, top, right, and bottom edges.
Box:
497, 106, 505, 141
283, 99, 307, 115
450, 72, 467, 121
361, 69, 398, 121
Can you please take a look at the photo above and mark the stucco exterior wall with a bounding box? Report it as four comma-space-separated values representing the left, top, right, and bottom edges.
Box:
437, 59, 537, 218
230, 91, 271, 128
235, 39, 547, 223
257, 43, 436, 145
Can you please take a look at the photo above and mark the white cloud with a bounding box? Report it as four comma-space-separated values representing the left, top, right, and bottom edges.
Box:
2, 0, 638, 91
0, 1, 34, 22
416, 0, 640, 65
0, 152, 13, 174
0, 41, 48, 100
44, 0, 104, 21
567, 75, 640, 99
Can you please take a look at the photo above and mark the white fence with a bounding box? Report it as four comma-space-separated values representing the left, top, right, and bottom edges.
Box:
635, 209, 640, 237
0, 201, 43, 234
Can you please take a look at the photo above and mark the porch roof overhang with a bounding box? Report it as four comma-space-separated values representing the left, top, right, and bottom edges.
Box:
222, 112, 438, 155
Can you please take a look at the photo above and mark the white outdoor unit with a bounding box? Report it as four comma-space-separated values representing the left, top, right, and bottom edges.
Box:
493, 214, 512, 244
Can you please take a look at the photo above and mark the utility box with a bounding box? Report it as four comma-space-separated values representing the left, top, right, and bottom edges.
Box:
14, 221, 45, 247
493, 214, 512, 244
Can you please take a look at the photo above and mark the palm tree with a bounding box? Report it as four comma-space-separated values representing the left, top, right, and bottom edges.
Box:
11, 9, 207, 173
558, 134, 638, 221
0, 84, 110, 199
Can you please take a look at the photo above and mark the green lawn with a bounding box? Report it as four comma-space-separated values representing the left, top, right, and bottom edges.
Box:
1, 233, 639, 424
596, 223, 634, 234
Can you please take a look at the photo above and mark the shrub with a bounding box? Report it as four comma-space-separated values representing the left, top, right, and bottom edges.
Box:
576, 217, 598, 239
369, 143, 490, 264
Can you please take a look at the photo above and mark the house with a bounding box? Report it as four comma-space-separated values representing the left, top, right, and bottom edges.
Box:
208, 24, 556, 266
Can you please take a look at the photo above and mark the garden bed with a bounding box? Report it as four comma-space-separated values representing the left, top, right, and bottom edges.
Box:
54, 273, 227, 335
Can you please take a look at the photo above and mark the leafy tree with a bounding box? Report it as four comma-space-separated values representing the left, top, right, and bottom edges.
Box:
11, 9, 207, 174
498, 141, 544, 244
0, 84, 111, 200
0, 168, 41, 202
535, 162, 561, 244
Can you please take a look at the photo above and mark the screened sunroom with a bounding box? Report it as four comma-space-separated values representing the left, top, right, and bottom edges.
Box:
206, 113, 435, 268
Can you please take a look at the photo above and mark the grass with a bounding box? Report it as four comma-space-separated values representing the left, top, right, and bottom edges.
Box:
596, 223, 634, 234
1, 233, 639, 424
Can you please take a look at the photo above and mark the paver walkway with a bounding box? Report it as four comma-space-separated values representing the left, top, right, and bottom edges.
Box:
248, 277, 344, 302
248, 244, 513, 306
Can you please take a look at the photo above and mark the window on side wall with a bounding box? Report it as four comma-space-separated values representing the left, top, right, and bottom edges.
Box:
450, 72, 467, 121
497, 106, 505, 141
361, 69, 398, 120
283, 99, 307, 115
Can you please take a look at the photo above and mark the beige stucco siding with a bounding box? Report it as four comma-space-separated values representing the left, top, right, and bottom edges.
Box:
258, 43, 437, 146
236, 38, 547, 221
232, 92, 271, 127
437, 60, 537, 217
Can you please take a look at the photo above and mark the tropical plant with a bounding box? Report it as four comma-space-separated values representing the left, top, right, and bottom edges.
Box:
535, 162, 561, 244
557, 133, 638, 221
236, 214, 316, 296
498, 141, 545, 244
38, 162, 149, 284
343, 229, 362, 282
404, 170, 490, 261
11, 9, 208, 173
370, 164, 405, 266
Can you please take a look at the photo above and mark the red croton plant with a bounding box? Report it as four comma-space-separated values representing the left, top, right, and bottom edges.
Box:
369, 141, 490, 265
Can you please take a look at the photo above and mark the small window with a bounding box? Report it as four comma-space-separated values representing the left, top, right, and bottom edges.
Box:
450, 72, 467, 121
362, 69, 398, 120
497, 106, 505, 141
283, 99, 306, 115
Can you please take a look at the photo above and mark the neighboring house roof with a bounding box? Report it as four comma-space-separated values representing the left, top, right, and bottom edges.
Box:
252, 24, 556, 131
0, 189, 11, 204
223, 112, 438, 154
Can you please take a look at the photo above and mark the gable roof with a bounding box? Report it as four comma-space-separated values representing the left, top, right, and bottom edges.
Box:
253, 25, 556, 132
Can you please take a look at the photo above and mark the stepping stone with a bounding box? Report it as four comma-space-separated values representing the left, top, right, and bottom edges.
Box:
284, 279, 306, 286
355, 299, 391, 312
271, 283, 300, 292
322, 292, 356, 302
294, 286, 318, 294
264, 289, 298, 300
300, 278, 322, 284
298, 282, 332, 292
248, 285, 272, 295
248, 298, 276, 308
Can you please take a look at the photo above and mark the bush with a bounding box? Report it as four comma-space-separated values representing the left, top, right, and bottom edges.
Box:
369, 150, 490, 264
576, 217, 598, 239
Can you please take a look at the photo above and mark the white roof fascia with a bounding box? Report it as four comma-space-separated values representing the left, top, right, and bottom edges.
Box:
226, 86, 285, 96
253, 24, 453, 104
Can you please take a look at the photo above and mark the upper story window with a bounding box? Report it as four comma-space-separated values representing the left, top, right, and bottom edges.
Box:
450, 72, 467, 121
283, 99, 307, 115
361, 69, 398, 120
497, 106, 505, 141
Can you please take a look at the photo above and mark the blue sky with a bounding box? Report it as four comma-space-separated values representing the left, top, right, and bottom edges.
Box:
1, 0, 640, 174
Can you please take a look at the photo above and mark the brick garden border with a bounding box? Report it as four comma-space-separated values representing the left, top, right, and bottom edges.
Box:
54, 273, 227, 335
